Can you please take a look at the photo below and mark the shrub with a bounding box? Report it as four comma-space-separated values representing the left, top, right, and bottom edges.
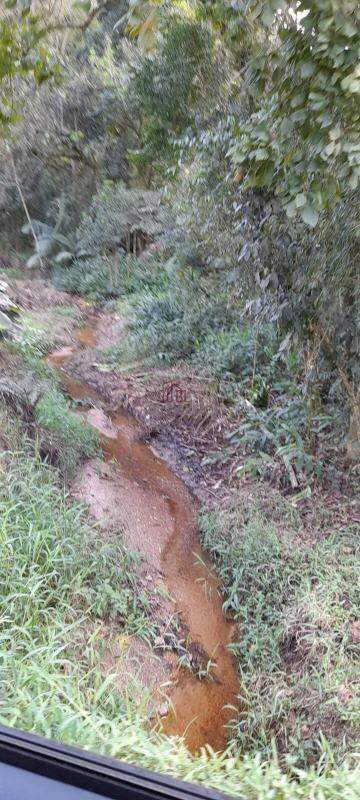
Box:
75, 185, 166, 256
115, 269, 235, 366
191, 323, 287, 406
54, 254, 167, 301
54, 256, 123, 299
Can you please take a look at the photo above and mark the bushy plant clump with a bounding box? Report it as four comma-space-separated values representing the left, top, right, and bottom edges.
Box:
200, 501, 360, 768
54, 256, 122, 299
8, 310, 100, 474
191, 323, 286, 404
116, 288, 211, 365
54, 254, 168, 301
113, 265, 238, 365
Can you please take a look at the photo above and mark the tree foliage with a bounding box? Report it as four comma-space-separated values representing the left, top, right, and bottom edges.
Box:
1, 0, 359, 442
0, 0, 57, 129
229, 0, 360, 224
0, 0, 116, 132
128, 15, 228, 172
125, 0, 360, 222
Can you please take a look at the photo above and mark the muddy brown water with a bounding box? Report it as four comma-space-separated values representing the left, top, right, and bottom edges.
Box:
48, 322, 239, 754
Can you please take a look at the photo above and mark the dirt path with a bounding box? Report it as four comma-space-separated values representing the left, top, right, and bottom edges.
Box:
48, 318, 240, 754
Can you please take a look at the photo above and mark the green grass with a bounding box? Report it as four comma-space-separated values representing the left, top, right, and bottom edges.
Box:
6, 308, 98, 473
12, 312, 50, 362
0, 267, 24, 280
112, 281, 229, 368
0, 439, 159, 733
54, 305, 80, 318
0, 446, 358, 797
0, 448, 155, 641
200, 500, 360, 769
35, 386, 100, 474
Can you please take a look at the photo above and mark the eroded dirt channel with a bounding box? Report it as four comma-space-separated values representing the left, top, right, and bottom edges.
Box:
49, 319, 239, 754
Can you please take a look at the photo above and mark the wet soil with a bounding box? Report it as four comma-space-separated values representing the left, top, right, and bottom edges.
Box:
62, 319, 236, 508
48, 320, 240, 754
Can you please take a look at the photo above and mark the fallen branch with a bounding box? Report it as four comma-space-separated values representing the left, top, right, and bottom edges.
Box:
44, 1, 113, 35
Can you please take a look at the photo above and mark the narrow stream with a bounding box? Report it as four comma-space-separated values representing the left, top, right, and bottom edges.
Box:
49, 321, 239, 754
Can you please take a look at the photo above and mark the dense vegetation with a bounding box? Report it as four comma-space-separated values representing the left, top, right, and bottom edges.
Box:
201, 498, 360, 766
0, 0, 359, 796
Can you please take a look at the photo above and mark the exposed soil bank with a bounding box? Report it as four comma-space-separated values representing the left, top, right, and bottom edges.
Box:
48, 320, 240, 754
61, 312, 235, 507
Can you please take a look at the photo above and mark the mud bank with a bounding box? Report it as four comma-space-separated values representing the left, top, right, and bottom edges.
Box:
48, 319, 240, 754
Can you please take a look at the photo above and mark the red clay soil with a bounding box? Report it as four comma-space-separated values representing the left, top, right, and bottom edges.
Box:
48, 338, 240, 755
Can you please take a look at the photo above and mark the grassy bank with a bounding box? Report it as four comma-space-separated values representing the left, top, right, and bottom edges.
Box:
51, 256, 360, 782
1, 406, 358, 798
0, 276, 358, 796
0, 407, 153, 728
200, 494, 360, 769
3, 304, 99, 475
0, 420, 358, 798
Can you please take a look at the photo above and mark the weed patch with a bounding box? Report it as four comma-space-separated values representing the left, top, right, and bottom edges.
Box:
12, 307, 81, 363
0, 442, 160, 731
35, 387, 100, 474
5, 308, 98, 473
54, 255, 167, 301
200, 501, 360, 768
107, 256, 349, 490
114, 273, 233, 368
0, 446, 359, 797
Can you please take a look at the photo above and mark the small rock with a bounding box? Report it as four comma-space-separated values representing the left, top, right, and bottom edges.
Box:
0, 311, 15, 332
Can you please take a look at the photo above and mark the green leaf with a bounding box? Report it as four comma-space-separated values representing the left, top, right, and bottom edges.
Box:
349, 80, 360, 94
261, 5, 275, 27
349, 171, 359, 189
300, 204, 319, 227
290, 93, 305, 109
329, 125, 341, 141
343, 20, 357, 38
19, 0, 31, 14
285, 201, 297, 219
295, 192, 306, 208
300, 62, 315, 78
324, 141, 335, 156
